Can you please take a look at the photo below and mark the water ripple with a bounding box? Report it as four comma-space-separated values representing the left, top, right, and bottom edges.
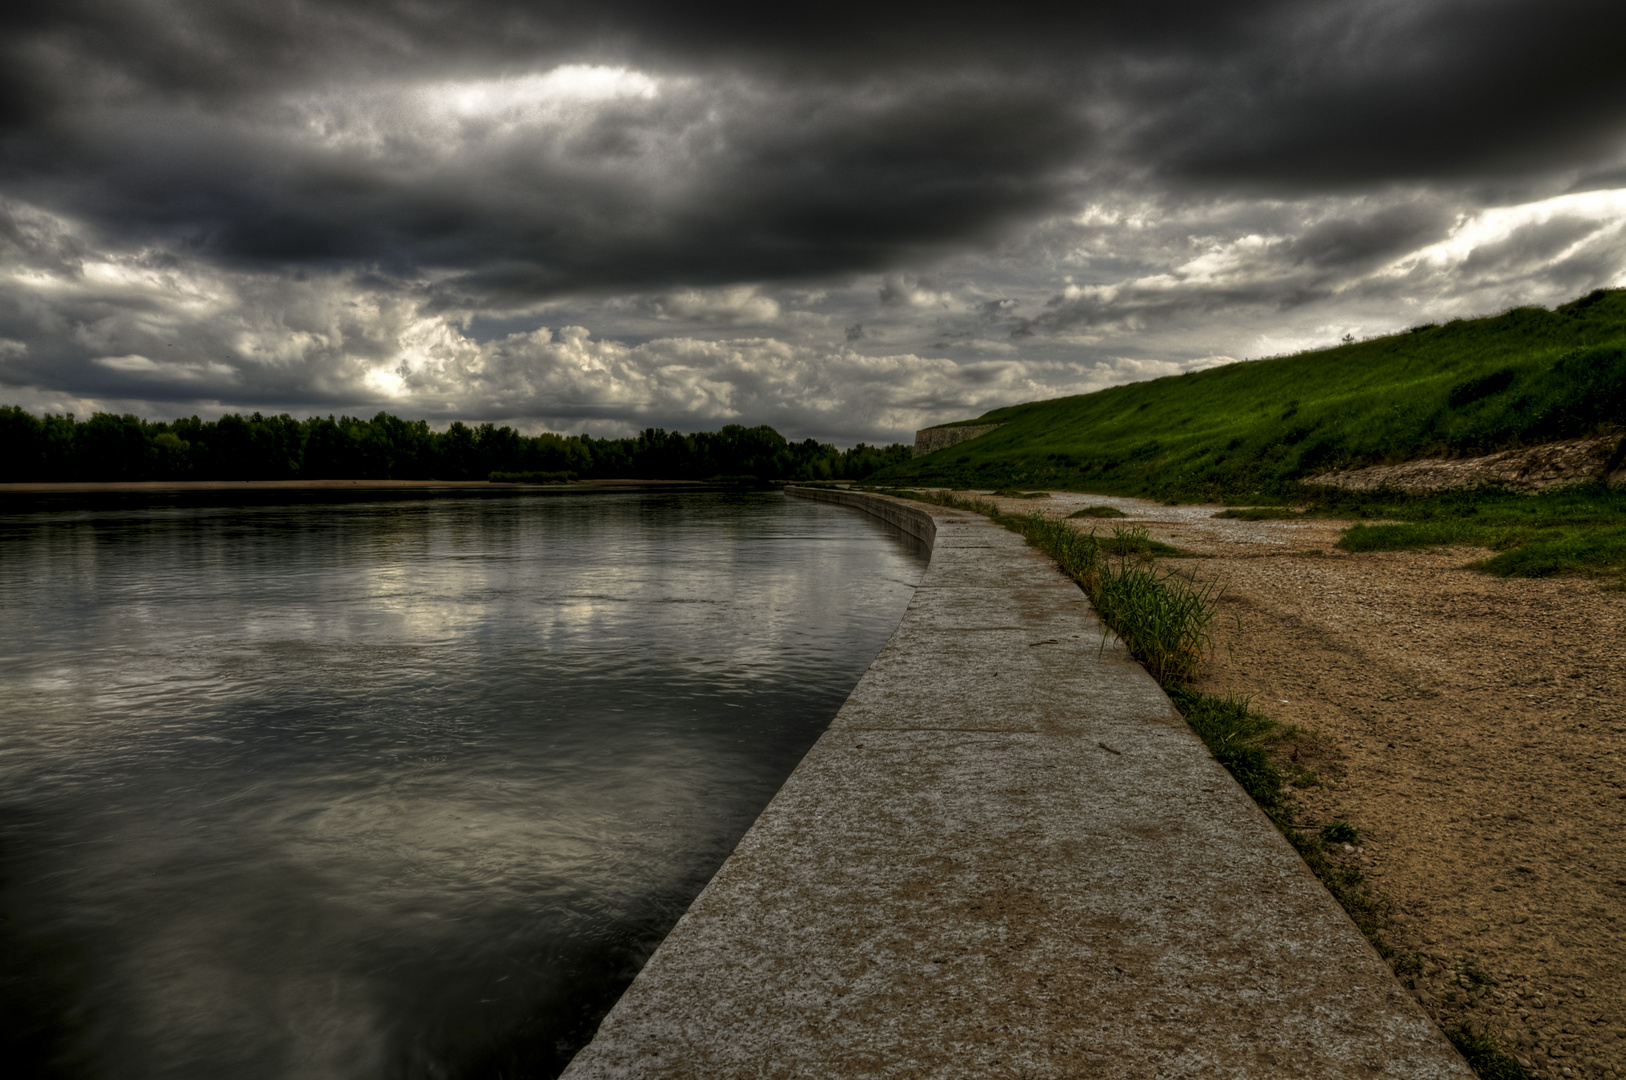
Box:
0, 490, 926, 1079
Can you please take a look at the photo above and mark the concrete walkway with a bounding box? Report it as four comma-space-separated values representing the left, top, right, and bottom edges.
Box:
562, 490, 1473, 1078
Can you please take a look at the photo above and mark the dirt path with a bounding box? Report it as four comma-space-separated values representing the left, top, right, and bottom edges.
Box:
984, 492, 1626, 1080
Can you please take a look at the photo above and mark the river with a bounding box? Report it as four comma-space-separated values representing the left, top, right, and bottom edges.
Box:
0, 489, 926, 1079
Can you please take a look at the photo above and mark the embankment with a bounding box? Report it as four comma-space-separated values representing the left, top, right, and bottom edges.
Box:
561, 488, 1473, 1078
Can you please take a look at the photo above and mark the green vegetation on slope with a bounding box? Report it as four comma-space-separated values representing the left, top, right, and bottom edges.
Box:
878, 288, 1626, 500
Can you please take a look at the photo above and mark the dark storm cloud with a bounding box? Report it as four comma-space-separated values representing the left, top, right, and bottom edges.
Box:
1282, 200, 1455, 272
2, 65, 1084, 300
4, 1, 1626, 443
1142, 0, 1626, 184
4, 1, 1625, 300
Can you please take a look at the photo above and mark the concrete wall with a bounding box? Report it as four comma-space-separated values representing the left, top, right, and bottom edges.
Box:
912, 424, 1000, 458
561, 488, 1472, 1079
780, 485, 937, 546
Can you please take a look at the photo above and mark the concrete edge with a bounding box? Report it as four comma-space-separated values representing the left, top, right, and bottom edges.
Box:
560, 487, 1476, 1078
784, 487, 1474, 1074
783, 486, 937, 547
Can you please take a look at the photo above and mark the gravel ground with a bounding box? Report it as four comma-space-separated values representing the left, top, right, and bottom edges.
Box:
978, 490, 1626, 1080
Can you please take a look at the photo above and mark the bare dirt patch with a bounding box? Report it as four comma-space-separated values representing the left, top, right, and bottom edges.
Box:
983, 491, 1626, 1080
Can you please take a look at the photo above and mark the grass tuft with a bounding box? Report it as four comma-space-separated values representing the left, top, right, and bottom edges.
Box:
1163, 688, 1284, 806
1068, 505, 1127, 519
1099, 523, 1185, 558
1319, 819, 1360, 844
1337, 521, 1486, 552
989, 512, 1217, 682
1468, 525, 1626, 578
1212, 507, 1305, 520
1090, 558, 1222, 683
1445, 1025, 1535, 1080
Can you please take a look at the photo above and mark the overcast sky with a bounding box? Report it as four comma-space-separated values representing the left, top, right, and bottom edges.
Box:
3, 1, 1625, 444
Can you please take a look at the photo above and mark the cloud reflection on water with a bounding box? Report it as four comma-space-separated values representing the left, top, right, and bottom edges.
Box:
0, 491, 927, 1078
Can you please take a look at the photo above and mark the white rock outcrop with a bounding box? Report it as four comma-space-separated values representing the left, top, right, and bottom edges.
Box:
1308, 432, 1626, 493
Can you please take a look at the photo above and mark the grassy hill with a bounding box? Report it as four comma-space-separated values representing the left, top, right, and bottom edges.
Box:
877, 288, 1626, 501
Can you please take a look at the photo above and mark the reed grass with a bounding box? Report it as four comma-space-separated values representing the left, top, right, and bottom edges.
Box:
1089, 558, 1222, 684
1099, 523, 1185, 558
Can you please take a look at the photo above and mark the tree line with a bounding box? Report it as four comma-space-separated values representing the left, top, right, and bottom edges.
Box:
0, 407, 912, 483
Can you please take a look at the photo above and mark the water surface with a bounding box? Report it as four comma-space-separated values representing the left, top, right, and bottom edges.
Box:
0, 490, 927, 1078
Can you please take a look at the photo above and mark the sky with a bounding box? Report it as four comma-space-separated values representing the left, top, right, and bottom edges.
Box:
3, 1, 1626, 445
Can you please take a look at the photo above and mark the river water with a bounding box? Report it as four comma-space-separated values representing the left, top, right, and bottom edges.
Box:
0, 490, 927, 1079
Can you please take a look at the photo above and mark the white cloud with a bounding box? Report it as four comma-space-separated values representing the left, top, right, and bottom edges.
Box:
93, 354, 160, 372
92, 354, 238, 383
294, 65, 666, 161
6, 184, 1626, 443
651, 286, 781, 326
437, 66, 660, 116
1387, 189, 1626, 276
878, 275, 955, 308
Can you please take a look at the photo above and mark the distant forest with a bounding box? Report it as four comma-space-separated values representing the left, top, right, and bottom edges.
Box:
0, 407, 912, 483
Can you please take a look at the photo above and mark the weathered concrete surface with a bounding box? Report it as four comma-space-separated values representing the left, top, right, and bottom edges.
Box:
913, 423, 1001, 457
562, 490, 1473, 1079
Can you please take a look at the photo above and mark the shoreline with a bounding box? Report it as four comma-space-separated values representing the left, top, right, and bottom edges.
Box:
561, 487, 1470, 1078
0, 478, 719, 494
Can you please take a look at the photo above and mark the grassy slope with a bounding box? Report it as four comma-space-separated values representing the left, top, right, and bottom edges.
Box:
877, 289, 1626, 501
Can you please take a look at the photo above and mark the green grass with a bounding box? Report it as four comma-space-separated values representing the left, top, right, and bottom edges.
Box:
1161, 684, 1395, 954
1310, 481, 1626, 526
1098, 524, 1185, 558
1337, 520, 1490, 552
1068, 505, 1127, 519
992, 511, 1214, 682
1089, 559, 1221, 682
1472, 527, 1626, 577
1163, 688, 1288, 808
1212, 507, 1305, 520
1446, 1025, 1535, 1080
874, 288, 1626, 502
1327, 483, 1626, 580
866, 489, 1217, 682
